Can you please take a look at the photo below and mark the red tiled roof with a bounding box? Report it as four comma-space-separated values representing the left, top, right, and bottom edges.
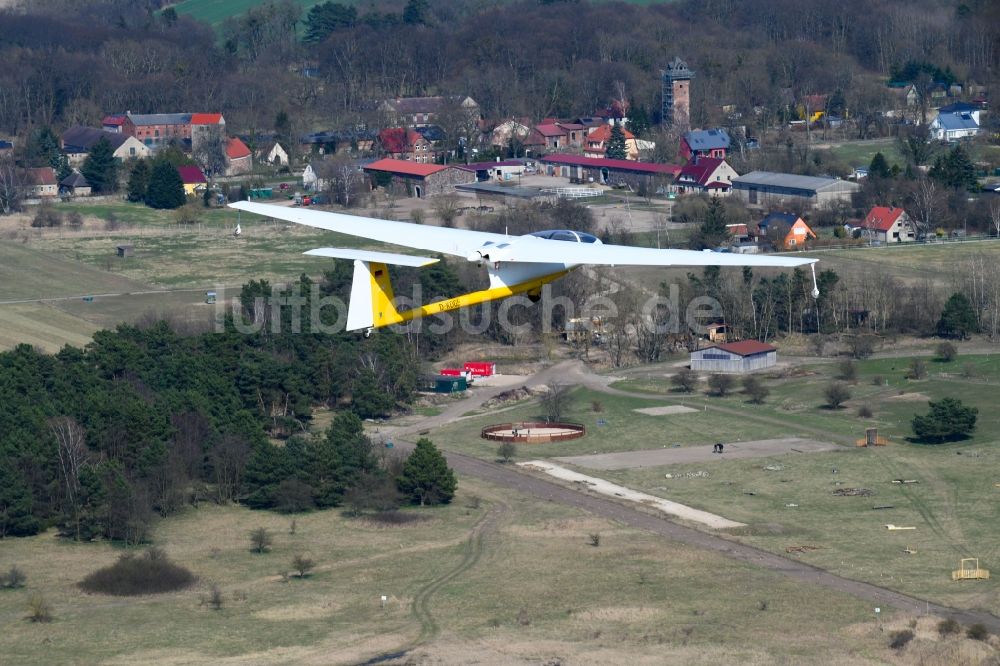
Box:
863, 206, 906, 232
190, 113, 224, 125
364, 158, 447, 177
714, 340, 776, 356
726, 223, 749, 236
176, 165, 206, 184
586, 124, 635, 143
378, 128, 424, 154
705, 181, 731, 189
541, 154, 680, 176
677, 157, 725, 186
226, 137, 251, 160
101, 115, 126, 126
534, 124, 567, 138
26, 167, 57, 185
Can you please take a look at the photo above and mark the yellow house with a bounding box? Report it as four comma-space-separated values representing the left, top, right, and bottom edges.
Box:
177, 165, 207, 195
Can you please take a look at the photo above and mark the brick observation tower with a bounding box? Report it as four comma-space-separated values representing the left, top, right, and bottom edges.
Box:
661, 56, 694, 131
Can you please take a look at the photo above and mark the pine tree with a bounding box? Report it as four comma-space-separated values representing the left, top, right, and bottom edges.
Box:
936, 292, 978, 339
303, 2, 357, 43
126, 160, 150, 202
145, 159, 186, 209
930, 145, 976, 190
625, 103, 650, 138
688, 196, 729, 249
606, 122, 628, 160
81, 138, 119, 193
912, 397, 977, 443
402, 0, 429, 25
397, 438, 456, 506
868, 152, 892, 179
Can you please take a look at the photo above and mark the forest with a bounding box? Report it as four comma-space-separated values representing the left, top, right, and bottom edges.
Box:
0, 0, 996, 140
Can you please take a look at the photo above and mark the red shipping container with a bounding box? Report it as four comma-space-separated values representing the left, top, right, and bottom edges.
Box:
439, 368, 464, 376
464, 362, 495, 377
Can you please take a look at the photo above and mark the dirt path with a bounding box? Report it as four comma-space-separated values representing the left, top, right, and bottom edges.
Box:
410, 500, 507, 645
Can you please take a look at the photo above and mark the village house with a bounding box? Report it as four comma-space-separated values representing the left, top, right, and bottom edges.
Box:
61, 126, 150, 166
674, 156, 738, 196
59, 172, 91, 197
102, 112, 225, 152
930, 111, 980, 141
860, 206, 917, 243
539, 154, 680, 191
529, 121, 586, 151
757, 212, 816, 250
23, 167, 58, 198
731, 171, 859, 209
483, 119, 531, 149
680, 128, 730, 161
258, 141, 289, 166
363, 158, 475, 198
225, 137, 253, 176
378, 95, 479, 128
583, 124, 639, 160
176, 165, 207, 195
378, 128, 435, 163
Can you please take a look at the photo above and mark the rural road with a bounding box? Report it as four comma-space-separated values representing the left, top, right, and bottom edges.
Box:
390, 360, 1000, 632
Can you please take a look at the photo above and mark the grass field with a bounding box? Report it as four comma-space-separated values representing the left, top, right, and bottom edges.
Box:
0, 478, 907, 664
455, 353, 1000, 618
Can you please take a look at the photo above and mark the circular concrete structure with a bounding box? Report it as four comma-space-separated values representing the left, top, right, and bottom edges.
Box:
481, 421, 586, 444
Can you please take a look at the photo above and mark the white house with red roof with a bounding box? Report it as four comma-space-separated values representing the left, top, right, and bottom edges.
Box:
861, 206, 916, 243
23, 167, 58, 198
583, 124, 639, 160
363, 158, 475, 198
674, 156, 738, 196
225, 137, 252, 176
690, 339, 777, 373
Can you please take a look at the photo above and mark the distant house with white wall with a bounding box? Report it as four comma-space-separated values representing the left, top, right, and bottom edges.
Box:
860, 206, 917, 243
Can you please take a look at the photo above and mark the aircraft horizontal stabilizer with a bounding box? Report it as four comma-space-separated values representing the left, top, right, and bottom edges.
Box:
305, 247, 439, 267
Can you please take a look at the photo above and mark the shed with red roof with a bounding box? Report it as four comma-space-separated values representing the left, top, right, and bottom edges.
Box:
540, 153, 680, 191
690, 339, 777, 373
225, 137, 253, 176
176, 165, 207, 194
363, 158, 475, 198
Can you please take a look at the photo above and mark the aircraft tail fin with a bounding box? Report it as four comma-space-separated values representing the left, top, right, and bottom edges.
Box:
347, 259, 404, 331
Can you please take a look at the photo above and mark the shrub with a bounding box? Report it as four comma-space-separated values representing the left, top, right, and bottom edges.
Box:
588, 533, 601, 547
79, 548, 196, 596
961, 362, 977, 378
889, 629, 914, 650
31, 205, 62, 228
907, 359, 928, 380
25, 595, 53, 623
707, 373, 734, 397
937, 618, 961, 636
848, 334, 876, 359
291, 554, 315, 578
966, 623, 990, 641
671, 368, 698, 393
837, 359, 857, 382
249, 527, 273, 554
857, 405, 873, 418
742, 376, 770, 404
203, 584, 223, 611
591, 400, 603, 412
935, 342, 957, 362
67, 211, 84, 228
5, 565, 26, 589
497, 441, 517, 463
872, 375, 885, 386
823, 382, 851, 409
912, 397, 978, 443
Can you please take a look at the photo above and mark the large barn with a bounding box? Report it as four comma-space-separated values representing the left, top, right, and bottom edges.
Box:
690, 340, 777, 373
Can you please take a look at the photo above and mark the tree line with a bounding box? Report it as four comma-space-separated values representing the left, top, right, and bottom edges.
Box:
0, 273, 428, 541
1, 0, 996, 146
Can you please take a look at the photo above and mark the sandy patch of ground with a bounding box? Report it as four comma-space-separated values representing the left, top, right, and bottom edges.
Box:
555, 437, 839, 470
252, 602, 341, 621
518, 460, 745, 529
575, 605, 662, 623
633, 405, 699, 416
888, 392, 931, 402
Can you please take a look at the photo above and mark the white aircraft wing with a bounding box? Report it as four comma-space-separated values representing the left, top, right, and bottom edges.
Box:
488, 235, 817, 268
229, 201, 507, 258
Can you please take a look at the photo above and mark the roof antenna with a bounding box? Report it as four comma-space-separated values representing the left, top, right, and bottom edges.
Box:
810, 263, 820, 299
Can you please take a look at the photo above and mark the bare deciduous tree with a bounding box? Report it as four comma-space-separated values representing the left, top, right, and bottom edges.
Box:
49, 416, 87, 540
